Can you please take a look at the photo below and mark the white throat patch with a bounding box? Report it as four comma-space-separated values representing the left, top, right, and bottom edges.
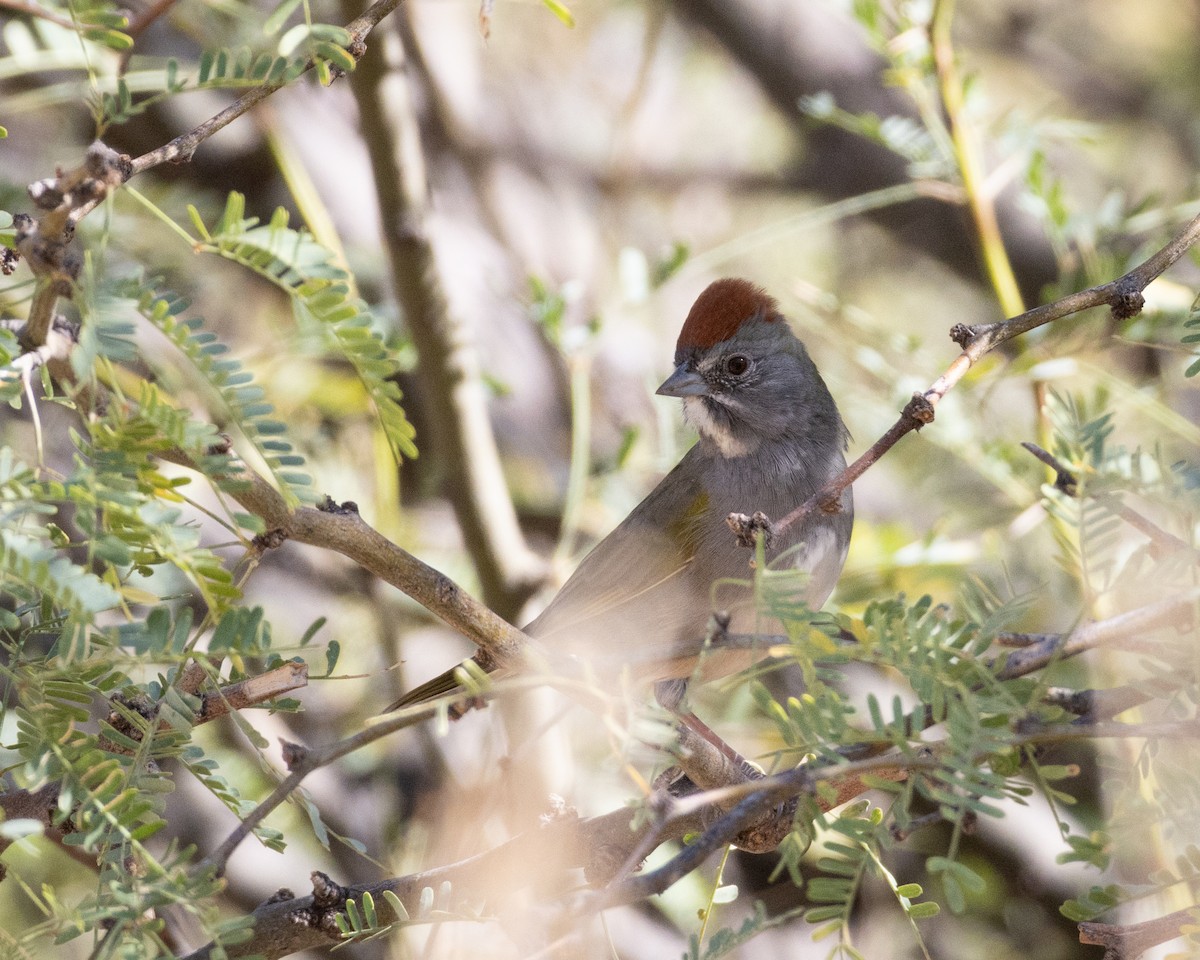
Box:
682, 396, 755, 458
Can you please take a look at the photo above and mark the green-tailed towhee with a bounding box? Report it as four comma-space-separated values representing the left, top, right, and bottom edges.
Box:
390, 277, 853, 712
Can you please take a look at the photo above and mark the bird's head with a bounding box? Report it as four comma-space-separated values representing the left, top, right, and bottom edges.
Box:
656, 278, 840, 459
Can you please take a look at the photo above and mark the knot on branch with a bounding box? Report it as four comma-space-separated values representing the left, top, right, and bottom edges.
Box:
27, 142, 127, 220
104, 692, 159, 751
300, 871, 350, 936
252, 528, 289, 551
904, 392, 936, 427
83, 140, 133, 185
280, 738, 309, 770
206, 433, 233, 456
734, 795, 799, 853
310, 871, 349, 909
949, 322, 975, 348
819, 493, 845, 515
726, 510, 774, 548
1110, 278, 1145, 321
317, 494, 359, 515
265, 888, 296, 904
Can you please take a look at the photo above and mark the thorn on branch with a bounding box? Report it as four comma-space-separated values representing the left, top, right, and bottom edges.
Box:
725, 510, 774, 548
1020, 441, 1079, 495
306, 871, 351, 936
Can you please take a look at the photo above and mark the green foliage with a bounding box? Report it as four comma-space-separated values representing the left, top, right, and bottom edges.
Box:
334, 884, 489, 943
68, 0, 133, 51
684, 901, 811, 960
0, 529, 120, 660
116, 273, 315, 506
1181, 291, 1200, 377
189, 193, 418, 461
0, 0, 1197, 956
799, 93, 950, 180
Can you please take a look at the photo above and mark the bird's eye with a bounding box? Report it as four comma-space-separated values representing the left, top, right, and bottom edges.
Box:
725, 355, 750, 376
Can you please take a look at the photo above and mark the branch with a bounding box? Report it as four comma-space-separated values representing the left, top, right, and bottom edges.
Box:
179, 748, 909, 960
15, 143, 129, 350
931, 0, 1024, 317
0, 0, 75, 29
0, 662, 309, 862
342, 10, 545, 618
195, 660, 309, 723
179, 800, 704, 960
768, 210, 1200, 539
205, 471, 535, 673
1079, 906, 1199, 960
1020, 441, 1200, 561
996, 588, 1200, 679
126, 0, 404, 176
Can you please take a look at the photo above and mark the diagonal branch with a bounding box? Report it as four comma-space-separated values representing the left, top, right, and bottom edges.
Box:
127, 0, 405, 176
763, 209, 1200, 541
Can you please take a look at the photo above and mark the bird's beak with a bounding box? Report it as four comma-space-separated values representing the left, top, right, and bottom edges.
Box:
655, 364, 708, 398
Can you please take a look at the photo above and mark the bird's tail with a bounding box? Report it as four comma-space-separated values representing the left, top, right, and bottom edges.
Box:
384, 657, 489, 713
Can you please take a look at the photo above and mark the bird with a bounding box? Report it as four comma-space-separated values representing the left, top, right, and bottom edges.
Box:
389, 277, 853, 718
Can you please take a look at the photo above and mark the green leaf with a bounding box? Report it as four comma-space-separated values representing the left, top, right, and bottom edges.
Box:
314, 40, 356, 73
541, 0, 575, 27
804, 905, 845, 924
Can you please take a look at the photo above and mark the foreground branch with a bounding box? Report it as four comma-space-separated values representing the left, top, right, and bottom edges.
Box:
1079, 906, 1199, 960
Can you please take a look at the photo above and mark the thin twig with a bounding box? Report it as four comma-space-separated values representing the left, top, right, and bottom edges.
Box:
0, 0, 75, 30
770, 209, 1200, 539
1019, 441, 1198, 558
996, 588, 1200, 679
1079, 906, 1199, 959
123, 0, 404, 178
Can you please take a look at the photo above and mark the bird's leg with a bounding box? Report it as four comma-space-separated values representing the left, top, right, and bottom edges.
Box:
654, 678, 760, 778
678, 710, 761, 778
654, 679, 794, 853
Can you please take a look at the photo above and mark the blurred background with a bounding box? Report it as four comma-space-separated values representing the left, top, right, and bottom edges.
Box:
2, 0, 1199, 956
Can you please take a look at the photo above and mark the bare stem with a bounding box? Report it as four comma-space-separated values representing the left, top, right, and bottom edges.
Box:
771, 209, 1200, 538
931, 0, 1025, 317
127, 0, 406, 177
0, 0, 75, 30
